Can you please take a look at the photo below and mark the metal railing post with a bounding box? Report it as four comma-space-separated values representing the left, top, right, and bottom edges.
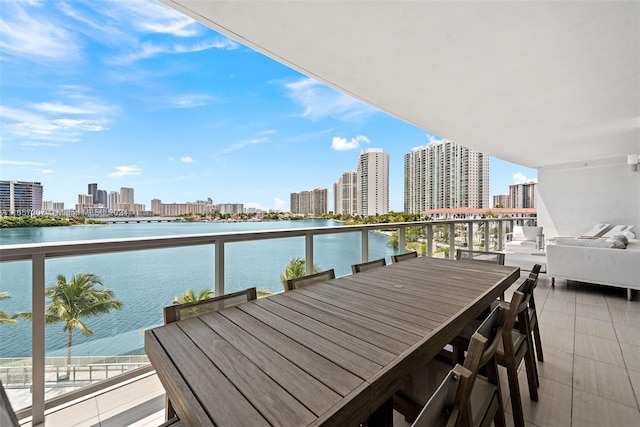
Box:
214, 241, 225, 296
497, 221, 504, 251
426, 225, 433, 257
361, 230, 369, 262
398, 226, 406, 253
467, 221, 473, 250
484, 221, 490, 251
305, 232, 314, 275
32, 253, 45, 426
448, 223, 455, 259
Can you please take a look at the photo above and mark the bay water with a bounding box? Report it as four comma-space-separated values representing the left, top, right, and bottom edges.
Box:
0, 220, 398, 358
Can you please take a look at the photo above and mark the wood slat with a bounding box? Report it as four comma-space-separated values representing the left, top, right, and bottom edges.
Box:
272, 292, 410, 354
177, 317, 316, 427
238, 302, 383, 379
220, 304, 364, 396
255, 297, 397, 365
149, 324, 270, 427
197, 309, 341, 416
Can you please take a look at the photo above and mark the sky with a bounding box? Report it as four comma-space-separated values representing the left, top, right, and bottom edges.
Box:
0, 0, 537, 212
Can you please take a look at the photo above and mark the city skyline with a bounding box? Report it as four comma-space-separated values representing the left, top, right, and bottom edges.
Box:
0, 0, 537, 212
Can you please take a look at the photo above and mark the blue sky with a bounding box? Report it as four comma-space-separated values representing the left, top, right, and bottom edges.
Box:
0, 0, 537, 212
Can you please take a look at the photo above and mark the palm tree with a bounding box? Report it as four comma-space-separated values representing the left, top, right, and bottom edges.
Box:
173, 289, 214, 305
280, 258, 319, 285
0, 292, 17, 325
44, 273, 123, 376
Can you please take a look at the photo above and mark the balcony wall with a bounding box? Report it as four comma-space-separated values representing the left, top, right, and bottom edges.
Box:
538, 155, 640, 238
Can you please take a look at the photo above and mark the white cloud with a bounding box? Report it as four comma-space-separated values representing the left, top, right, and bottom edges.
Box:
180, 156, 194, 163
284, 78, 376, 122
37, 169, 55, 174
1, 93, 115, 143
169, 94, 213, 108
110, 165, 143, 177
0, 160, 46, 166
513, 173, 537, 184
110, 38, 238, 65
0, 2, 80, 63
331, 135, 370, 151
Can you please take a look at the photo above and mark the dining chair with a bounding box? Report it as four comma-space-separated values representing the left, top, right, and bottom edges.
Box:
162, 287, 257, 421
163, 287, 257, 323
398, 303, 510, 427
284, 269, 335, 291
391, 251, 418, 263
451, 276, 538, 427
1, 379, 19, 427
455, 249, 505, 265
351, 258, 386, 273
522, 264, 544, 363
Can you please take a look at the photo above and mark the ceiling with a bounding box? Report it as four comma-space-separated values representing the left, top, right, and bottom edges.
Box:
161, 0, 639, 168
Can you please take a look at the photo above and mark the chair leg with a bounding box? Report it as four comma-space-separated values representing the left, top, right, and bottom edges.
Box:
532, 322, 544, 362
486, 361, 506, 427
523, 346, 539, 402
166, 396, 176, 421
505, 363, 525, 427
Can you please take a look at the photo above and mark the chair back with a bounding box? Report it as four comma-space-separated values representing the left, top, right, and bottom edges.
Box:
455, 249, 505, 265
526, 264, 542, 311
411, 364, 470, 427
465, 305, 504, 373
391, 251, 418, 263
1, 379, 19, 427
164, 287, 257, 323
284, 269, 335, 291
351, 258, 386, 273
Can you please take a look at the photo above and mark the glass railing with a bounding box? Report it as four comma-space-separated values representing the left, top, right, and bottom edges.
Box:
0, 216, 535, 424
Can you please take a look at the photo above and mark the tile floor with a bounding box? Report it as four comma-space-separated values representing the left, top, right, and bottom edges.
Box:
23, 273, 640, 427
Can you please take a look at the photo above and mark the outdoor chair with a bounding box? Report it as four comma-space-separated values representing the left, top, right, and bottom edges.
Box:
517, 264, 544, 363
505, 226, 544, 253
397, 304, 508, 427
163, 287, 257, 421
451, 276, 538, 427
351, 258, 386, 273
455, 249, 505, 265
1, 379, 19, 427
391, 251, 418, 263
284, 269, 335, 291
163, 287, 257, 323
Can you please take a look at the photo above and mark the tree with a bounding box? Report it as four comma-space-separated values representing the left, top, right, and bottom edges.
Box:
0, 292, 17, 325
43, 274, 123, 377
173, 289, 214, 304
280, 258, 319, 285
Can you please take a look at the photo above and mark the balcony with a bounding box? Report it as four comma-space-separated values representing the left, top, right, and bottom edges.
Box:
13, 270, 640, 426
2, 217, 639, 426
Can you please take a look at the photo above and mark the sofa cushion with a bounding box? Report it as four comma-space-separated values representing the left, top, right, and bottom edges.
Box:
581, 223, 611, 238
555, 237, 626, 249
602, 225, 635, 238
606, 235, 628, 248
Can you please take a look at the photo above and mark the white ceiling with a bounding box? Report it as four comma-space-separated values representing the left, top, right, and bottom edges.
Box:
161, 0, 639, 168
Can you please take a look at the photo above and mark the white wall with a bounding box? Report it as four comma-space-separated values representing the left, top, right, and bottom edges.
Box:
537, 156, 640, 238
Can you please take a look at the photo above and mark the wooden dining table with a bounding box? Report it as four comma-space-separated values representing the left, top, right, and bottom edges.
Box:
145, 256, 520, 427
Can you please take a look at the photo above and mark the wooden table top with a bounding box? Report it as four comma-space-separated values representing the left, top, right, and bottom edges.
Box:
145, 256, 520, 427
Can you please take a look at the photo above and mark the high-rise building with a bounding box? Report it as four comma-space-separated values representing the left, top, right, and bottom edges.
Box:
0, 180, 43, 215
357, 148, 389, 216
334, 171, 357, 215
290, 188, 328, 215
120, 187, 134, 204
312, 187, 328, 215
404, 140, 489, 213
108, 191, 120, 210
290, 193, 299, 214
493, 194, 510, 208
96, 190, 107, 207
88, 183, 98, 204
509, 182, 536, 209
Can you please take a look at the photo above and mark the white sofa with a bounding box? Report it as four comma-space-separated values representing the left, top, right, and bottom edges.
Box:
546, 237, 640, 300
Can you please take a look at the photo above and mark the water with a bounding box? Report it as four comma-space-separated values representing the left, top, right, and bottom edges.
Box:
0, 220, 398, 358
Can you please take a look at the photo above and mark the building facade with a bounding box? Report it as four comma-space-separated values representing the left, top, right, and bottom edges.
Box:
290, 188, 328, 215
404, 140, 489, 213
509, 182, 536, 208
120, 187, 134, 204
357, 148, 389, 216
334, 171, 357, 215
0, 180, 43, 215
493, 194, 510, 208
